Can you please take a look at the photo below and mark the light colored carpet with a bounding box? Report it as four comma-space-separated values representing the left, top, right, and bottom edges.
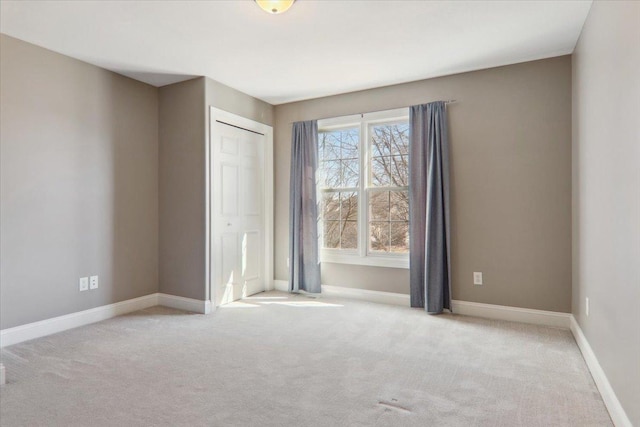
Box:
0, 291, 611, 426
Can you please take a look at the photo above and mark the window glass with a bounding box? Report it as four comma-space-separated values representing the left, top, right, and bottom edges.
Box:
319, 128, 359, 189
319, 127, 360, 250
317, 113, 410, 261
368, 122, 409, 253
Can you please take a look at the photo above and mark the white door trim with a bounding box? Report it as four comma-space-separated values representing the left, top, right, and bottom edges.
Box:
207, 107, 274, 308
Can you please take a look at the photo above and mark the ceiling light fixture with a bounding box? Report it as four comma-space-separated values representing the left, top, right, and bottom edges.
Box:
255, 0, 295, 15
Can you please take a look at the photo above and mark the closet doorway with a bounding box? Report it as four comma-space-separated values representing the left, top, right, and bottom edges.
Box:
208, 108, 273, 307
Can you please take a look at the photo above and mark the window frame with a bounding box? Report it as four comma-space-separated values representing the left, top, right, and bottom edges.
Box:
318, 108, 410, 269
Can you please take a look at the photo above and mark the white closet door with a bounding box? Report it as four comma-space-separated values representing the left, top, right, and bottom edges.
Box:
212, 121, 265, 306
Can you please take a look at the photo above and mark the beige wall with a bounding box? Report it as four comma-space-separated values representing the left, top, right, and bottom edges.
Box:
205, 77, 274, 127
158, 78, 206, 300
0, 35, 159, 329
159, 77, 273, 301
572, 1, 640, 424
0, 34, 573, 325
275, 56, 572, 312
0, 35, 275, 327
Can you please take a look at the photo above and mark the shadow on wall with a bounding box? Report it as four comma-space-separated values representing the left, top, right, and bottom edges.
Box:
107, 75, 159, 306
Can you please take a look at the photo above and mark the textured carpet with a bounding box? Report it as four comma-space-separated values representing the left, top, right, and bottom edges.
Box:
0, 291, 611, 426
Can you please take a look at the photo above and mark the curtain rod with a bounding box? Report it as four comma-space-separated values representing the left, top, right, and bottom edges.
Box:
289, 100, 458, 124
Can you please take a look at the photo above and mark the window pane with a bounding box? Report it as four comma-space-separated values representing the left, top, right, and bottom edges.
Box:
322, 192, 340, 220
389, 155, 409, 186
323, 220, 340, 249
341, 130, 359, 159
341, 158, 359, 188
323, 193, 358, 250
341, 221, 358, 249
390, 222, 409, 253
320, 160, 340, 188
369, 191, 389, 221
340, 192, 358, 221
318, 127, 359, 190
389, 191, 409, 221
319, 128, 359, 161
370, 221, 389, 252
370, 121, 409, 189
371, 125, 392, 157
371, 156, 391, 186
388, 123, 409, 155
319, 132, 340, 161
371, 122, 409, 157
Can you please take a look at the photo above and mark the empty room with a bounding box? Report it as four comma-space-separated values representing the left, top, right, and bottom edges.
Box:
0, 0, 638, 426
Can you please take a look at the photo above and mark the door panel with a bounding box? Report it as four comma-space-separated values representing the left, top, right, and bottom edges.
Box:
242, 230, 260, 279
221, 136, 239, 155
220, 232, 239, 305
221, 163, 239, 216
243, 166, 261, 216
243, 230, 262, 297
243, 139, 258, 158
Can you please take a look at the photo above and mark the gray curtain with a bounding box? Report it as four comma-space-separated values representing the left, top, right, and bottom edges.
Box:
409, 102, 452, 313
289, 120, 322, 293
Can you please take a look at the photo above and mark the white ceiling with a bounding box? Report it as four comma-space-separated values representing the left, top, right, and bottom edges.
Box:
0, 0, 592, 105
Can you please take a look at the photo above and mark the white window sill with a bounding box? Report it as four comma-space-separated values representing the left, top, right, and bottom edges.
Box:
320, 252, 409, 269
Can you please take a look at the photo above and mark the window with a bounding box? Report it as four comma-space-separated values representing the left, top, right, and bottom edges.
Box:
319, 127, 359, 250
318, 108, 410, 269
369, 122, 409, 254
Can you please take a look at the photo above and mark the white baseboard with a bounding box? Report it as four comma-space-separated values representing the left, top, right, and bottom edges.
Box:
158, 293, 212, 314
0, 292, 213, 348
264, 279, 275, 292
306, 284, 572, 329
0, 294, 158, 348
274, 279, 289, 292
570, 316, 632, 427
274, 281, 410, 307
274, 281, 409, 307
321, 285, 410, 306
452, 300, 571, 329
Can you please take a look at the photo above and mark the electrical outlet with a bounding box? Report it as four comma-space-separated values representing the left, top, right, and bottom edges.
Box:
89, 275, 99, 290
473, 272, 483, 285
79, 277, 89, 292
586, 297, 589, 316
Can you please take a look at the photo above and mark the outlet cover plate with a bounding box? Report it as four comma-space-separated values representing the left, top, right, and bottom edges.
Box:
89, 275, 99, 290
79, 277, 89, 292
473, 272, 483, 285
